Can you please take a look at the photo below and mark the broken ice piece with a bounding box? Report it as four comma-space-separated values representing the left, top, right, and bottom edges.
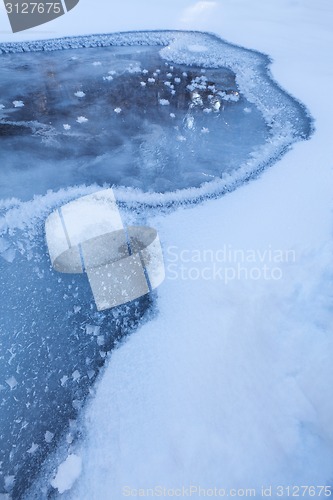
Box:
74, 91, 85, 98
148, 78, 155, 83
45, 431, 54, 443
85, 324, 100, 336
0, 104, 5, 109
13, 100, 24, 108
201, 127, 210, 134
97, 335, 105, 346
60, 375, 68, 386
72, 370, 80, 381
159, 99, 170, 106
63, 124, 71, 130
140, 82, 147, 87
92, 61, 102, 66
4, 475, 15, 491
170, 113, 176, 118
103, 76, 113, 81
72, 400, 82, 410
27, 443, 39, 454
6, 376, 18, 390
114, 108, 122, 114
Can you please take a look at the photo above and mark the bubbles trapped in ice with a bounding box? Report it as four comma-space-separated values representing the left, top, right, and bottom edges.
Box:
0, 31, 311, 498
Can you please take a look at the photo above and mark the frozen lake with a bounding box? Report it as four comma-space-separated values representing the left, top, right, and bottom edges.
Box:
0, 31, 312, 498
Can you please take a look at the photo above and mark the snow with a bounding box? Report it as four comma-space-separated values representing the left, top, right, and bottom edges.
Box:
51, 454, 82, 494
0, 0, 332, 498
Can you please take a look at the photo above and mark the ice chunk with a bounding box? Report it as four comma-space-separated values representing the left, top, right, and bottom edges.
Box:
85, 324, 101, 336
74, 91, 85, 98
60, 375, 68, 386
97, 335, 105, 346
4, 476, 15, 492
27, 443, 38, 454
6, 376, 17, 390
51, 454, 82, 494
45, 431, 54, 443
12, 100, 24, 108
72, 370, 80, 381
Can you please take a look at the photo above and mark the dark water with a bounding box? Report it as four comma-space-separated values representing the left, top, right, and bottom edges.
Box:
0, 45, 269, 201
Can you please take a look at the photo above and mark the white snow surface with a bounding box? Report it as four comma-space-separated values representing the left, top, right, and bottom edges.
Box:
1, 0, 332, 498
